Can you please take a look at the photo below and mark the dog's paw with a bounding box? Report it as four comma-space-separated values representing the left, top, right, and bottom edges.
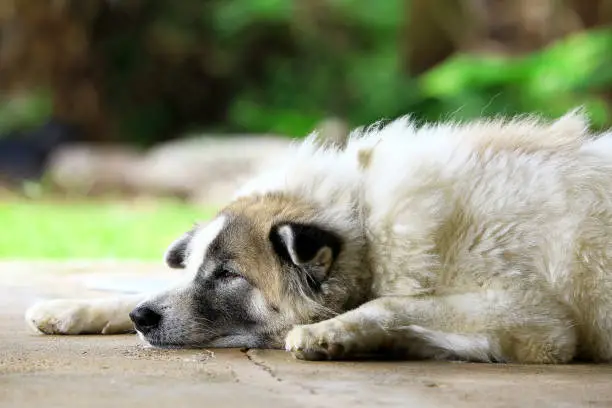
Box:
284, 320, 354, 361
25, 299, 101, 335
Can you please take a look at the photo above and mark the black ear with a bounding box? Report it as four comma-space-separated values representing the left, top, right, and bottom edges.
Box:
163, 228, 196, 269
269, 222, 342, 285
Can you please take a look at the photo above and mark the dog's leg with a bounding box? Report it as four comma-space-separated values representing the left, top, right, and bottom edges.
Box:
25, 294, 146, 335
285, 292, 577, 363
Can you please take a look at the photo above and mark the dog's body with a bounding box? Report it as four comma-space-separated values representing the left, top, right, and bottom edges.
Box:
26, 111, 612, 363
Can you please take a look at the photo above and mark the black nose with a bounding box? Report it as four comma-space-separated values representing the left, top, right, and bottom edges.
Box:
129, 306, 162, 333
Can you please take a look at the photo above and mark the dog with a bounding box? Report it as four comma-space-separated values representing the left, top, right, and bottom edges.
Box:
26, 110, 612, 363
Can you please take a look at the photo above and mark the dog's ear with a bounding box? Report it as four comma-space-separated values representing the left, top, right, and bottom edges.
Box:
269, 222, 342, 284
164, 228, 196, 269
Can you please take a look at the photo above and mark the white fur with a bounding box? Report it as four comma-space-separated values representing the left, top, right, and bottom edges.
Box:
184, 215, 227, 281
26, 295, 145, 335
240, 111, 612, 363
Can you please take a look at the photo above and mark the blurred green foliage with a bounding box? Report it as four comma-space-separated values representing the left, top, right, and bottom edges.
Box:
105, 0, 612, 143
219, 0, 412, 136
2, 1, 612, 142
0, 198, 216, 259
99, 0, 413, 142
0, 90, 53, 136
419, 28, 612, 129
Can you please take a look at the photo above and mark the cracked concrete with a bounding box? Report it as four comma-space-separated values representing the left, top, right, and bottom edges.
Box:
2, 261, 612, 408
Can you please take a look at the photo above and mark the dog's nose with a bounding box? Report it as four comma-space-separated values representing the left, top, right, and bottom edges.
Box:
129, 305, 161, 333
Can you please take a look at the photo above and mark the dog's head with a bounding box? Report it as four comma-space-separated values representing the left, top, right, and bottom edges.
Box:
130, 193, 368, 349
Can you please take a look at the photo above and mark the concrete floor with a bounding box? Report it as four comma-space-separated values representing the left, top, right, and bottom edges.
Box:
1, 261, 612, 408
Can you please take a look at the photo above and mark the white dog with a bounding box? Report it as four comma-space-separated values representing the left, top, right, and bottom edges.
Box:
26, 110, 612, 363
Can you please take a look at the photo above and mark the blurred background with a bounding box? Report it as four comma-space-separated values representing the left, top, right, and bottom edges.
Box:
1, 0, 611, 260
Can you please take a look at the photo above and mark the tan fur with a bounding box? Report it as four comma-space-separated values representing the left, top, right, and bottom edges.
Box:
220, 193, 320, 310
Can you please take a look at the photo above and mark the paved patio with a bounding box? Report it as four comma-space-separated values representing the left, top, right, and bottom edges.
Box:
1, 261, 611, 408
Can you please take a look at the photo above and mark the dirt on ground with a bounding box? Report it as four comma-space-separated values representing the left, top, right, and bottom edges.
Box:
1, 261, 611, 408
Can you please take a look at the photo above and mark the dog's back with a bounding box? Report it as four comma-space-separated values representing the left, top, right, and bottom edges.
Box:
355, 112, 612, 361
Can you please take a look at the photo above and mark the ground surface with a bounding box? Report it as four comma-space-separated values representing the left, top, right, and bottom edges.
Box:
1, 261, 612, 408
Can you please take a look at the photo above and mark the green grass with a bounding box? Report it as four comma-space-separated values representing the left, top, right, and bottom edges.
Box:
0, 198, 217, 260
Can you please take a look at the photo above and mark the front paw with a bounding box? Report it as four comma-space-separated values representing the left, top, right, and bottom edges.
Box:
284, 320, 354, 361
25, 299, 94, 335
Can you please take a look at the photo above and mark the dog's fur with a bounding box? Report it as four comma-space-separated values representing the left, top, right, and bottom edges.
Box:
26, 110, 612, 363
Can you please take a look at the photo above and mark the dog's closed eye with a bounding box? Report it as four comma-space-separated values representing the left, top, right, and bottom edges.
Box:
213, 265, 243, 281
